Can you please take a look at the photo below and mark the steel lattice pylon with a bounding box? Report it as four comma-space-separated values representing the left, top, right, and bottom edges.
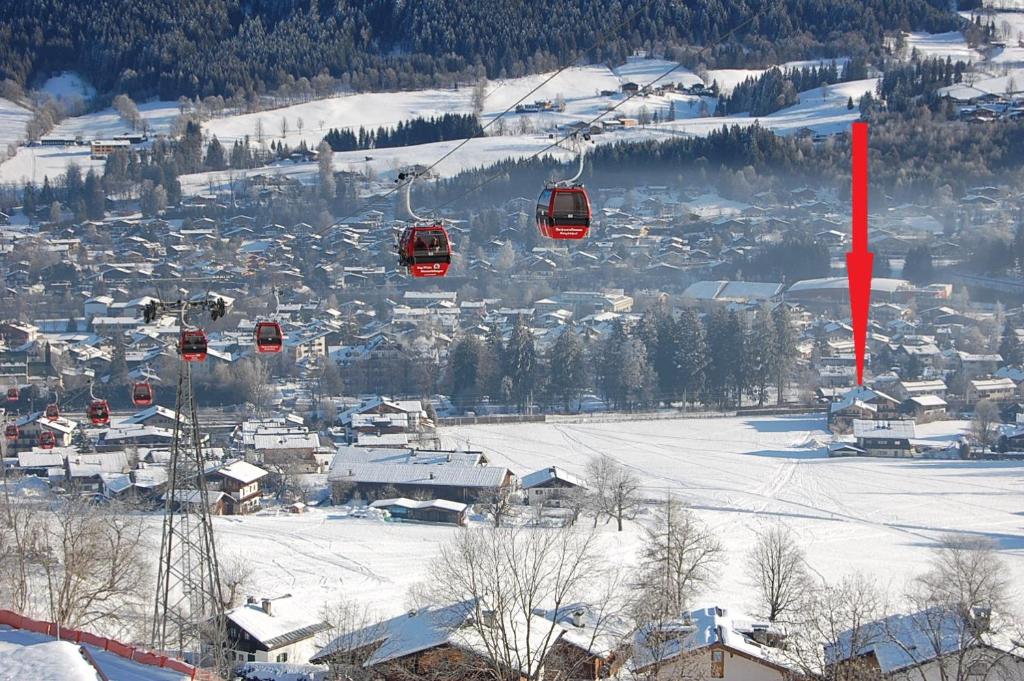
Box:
152, 359, 227, 672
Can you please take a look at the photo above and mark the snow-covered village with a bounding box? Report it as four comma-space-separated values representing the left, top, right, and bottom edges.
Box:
4, 2, 1024, 680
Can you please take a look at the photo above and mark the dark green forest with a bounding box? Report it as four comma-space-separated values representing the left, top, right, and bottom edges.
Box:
0, 0, 958, 99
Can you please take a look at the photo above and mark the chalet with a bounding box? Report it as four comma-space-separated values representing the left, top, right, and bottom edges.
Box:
162, 489, 227, 515
851, 419, 917, 458
536, 604, 629, 680
225, 595, 330, 665
100, 464, 168, 505
891, 379, 947, 402
957, 351, 1003, 380
828, 387, 901, 430
520, 466, 587, 506
900, 395, 947, 422
312, 599, 556, 680
968, 377, 1017, 404
205, 459, 268, 515
9, 412, 78, 452
630, 606, 798, 680
369, 497, 468, 525
825, 608, 1024, 680
253, 431, 325, 472
328, 458, 513, 503
90, 139, 131, 160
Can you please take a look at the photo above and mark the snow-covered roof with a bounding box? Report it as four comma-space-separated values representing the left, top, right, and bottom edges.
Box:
207, 459, 267, 484
226, 596, 330, 650
825, 608, 1009, 674
970, 377, 1016, 392
907, 394, 947, 408
787, 277, 910, 294
520, 466, 587, 490
898, 379, 947, 394
328, 461, 510, 489
829, 386, 897, 413
631, 606, 797, 673
332, 445, 483, 468
0, 625, 190, 681
536, 603, 631, 660
253, 432, 320, 450
369, 497, 467, 513
313, 598, 556, 673
853, 419, 917, 440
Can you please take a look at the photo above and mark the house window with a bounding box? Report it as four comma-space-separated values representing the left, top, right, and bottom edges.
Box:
276, 652, 289, 662
247, 652, 256, 662
711, 650, 724, 678
535, 490, 543, 495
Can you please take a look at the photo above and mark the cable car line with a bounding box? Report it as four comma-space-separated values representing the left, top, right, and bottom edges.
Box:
431, 2, 774, 219
312, 3, 653, 241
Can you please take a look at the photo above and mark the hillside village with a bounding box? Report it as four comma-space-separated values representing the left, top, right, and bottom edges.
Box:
4, 3, 1024, 679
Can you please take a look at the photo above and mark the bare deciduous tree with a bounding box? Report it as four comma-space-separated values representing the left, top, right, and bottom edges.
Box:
479, 485, 515, 527
887, 535, 1019, 681
0, 498, 151, 638
422, 525, 610, 681
971, 399, 1000, 453
634, 496, 723, 622
792, 572, 887, 681
316, 597, 384, 681
747, 523, 810, 623
585, 454, 641, 531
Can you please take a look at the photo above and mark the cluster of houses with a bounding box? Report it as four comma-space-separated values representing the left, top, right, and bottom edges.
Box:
214, 592, 1021, 681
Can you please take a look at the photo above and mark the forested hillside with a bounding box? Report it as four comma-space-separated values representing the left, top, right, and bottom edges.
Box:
0, 0, 958, 100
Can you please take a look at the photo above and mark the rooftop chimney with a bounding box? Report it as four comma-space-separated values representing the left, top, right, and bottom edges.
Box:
429, 472, 435, 480
571, 609, 586, 628
262, 598, 273, 616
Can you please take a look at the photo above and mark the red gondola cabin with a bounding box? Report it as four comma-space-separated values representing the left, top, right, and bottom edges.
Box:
87, 399, 110, 426
255, 321, 284, 353
39, 431, 56, 449
4, 424, 17, 441
44, 404, 60, 421
536, 186, 591, 239
132, 382, 154, 407
6, 387, 18, 402
180, 330, 208, 362
399, 224, 451, 278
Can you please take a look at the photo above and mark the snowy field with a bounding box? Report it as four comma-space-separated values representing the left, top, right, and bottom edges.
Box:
195, 414, 1024, 627
3, 56, 869, 191
902, 31, 984, 61
0, 98, 31, 156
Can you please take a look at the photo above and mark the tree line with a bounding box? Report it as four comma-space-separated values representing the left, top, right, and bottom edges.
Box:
323, 113, 483, 152
718, 60, 849, 116
0, 0, 959, 100
444, 303, 797, 414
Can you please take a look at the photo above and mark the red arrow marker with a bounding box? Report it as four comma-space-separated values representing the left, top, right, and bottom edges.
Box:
846, 122, 873, 386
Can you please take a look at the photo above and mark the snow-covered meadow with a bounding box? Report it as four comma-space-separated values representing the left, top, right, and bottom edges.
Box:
198, 414, 1024, 627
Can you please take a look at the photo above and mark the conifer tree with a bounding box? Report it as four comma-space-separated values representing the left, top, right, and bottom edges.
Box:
676, 307, 708, 407
547, 328, 587, 411
504, 316, 536, 412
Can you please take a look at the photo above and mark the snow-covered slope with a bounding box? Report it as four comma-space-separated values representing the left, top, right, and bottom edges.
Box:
0, 97, 32, 154
191, 414, 1024, 628
903, 31, 984, 61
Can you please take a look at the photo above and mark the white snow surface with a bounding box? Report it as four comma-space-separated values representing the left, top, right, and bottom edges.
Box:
0, 627, 189, 681
0, 97, 32, 154
39, 72, 96, 103
4, 58, 868, 191
199, 414, 1024, 629
903, 32, 984, 62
